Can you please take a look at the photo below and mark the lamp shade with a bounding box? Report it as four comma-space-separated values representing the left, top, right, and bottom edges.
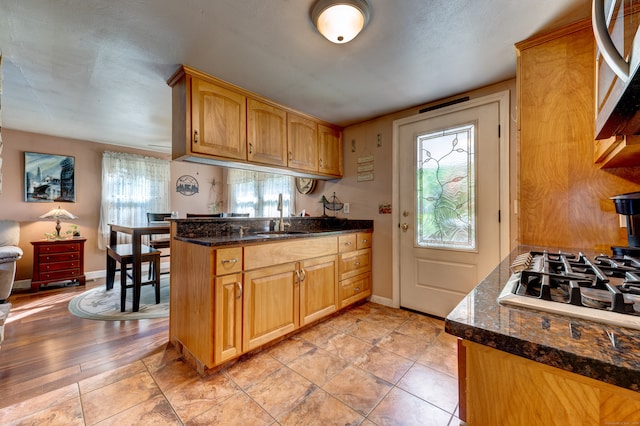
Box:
40, 206, 77, 238
40, 206, 77, 221
311, 0, 370, 44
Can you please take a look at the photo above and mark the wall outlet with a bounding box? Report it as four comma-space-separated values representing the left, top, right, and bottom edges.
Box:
343, 203, 350, 214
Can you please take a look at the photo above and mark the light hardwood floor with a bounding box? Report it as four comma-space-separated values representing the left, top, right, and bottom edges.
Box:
0, 279, 461, 425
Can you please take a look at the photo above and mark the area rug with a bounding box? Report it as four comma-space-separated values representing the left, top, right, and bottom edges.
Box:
68, 276, 169, 320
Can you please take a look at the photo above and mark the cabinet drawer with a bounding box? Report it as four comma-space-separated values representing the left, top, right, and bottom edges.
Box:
215, 247, 243, 275
340, 272, 371, 307
40, 252, 79, 263
39, 261, 80, 272
339, 248, 371, 280
38, 242, 81, 254
356, 232, 372, 250
338, 234, 356, 252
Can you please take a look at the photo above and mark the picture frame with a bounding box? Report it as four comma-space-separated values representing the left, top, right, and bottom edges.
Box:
24, 151, 76, 202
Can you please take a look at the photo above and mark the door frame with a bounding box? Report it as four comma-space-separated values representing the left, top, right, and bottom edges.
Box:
391, 90, 511, 309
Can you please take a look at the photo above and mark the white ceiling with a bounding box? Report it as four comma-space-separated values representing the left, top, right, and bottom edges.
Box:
0, 0, 592, 154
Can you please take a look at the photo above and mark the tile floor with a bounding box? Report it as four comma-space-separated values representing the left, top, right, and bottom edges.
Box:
0, 302, 461, 425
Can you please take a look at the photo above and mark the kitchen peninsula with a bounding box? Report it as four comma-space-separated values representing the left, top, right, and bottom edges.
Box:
168, 216, 373, 374
445, 247, 640, 425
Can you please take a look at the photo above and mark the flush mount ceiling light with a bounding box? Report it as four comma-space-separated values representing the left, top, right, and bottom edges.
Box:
311, 0, 371, 44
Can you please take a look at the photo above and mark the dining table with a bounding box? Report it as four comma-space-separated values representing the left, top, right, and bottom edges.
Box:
106, 222, 171, 298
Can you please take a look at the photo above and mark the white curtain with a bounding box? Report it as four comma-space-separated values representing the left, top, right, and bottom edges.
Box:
227, 170, 295, 218
98, 151, 170, 249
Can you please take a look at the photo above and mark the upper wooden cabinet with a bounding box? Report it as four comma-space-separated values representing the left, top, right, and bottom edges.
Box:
168, 65, 343, 179
288, 113, 319, 173
318, 124, 343, 177
247, 98, 288, 167
191, 78, 247, 160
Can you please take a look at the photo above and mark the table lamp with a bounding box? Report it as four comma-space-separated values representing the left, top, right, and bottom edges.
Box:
40, 206, 77, 239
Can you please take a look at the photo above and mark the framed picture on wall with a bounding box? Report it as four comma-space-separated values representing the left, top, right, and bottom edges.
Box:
24, 152, 76, 202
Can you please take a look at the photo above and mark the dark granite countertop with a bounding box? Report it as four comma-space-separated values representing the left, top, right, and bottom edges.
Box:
445, 245, 640, 393
172, 217, 373, 247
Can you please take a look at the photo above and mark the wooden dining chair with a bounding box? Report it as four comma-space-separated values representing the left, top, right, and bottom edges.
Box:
106, 244, 160, 312
146, 213, 171, 278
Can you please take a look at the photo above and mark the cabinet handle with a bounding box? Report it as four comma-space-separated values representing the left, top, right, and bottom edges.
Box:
295, 269, 301, 284
300, 268, 306, 282
194, 130, 199, 144
249, 143, 253, 154
319, 158, 324, 168
354, 261, 361, 266
354, 287, 361, 291
344, 241, 352, 246
592, 0, 630, 82
236, 282, 243, 299
361, 239, 368, 243
221, 258, 238, 264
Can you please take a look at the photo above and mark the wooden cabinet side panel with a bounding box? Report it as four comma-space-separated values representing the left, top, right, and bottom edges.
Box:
464, 341, 640, 425
288, 113, 318, 172
517, 25, 640, 251
214, 273, 243, 364
247, 98, 287, 166
243, 263, 299, 351
170, 239, 215, 367
300, 255, 338, 326
318, 124, 343, 177
192, 78, 247, 160
244, 236, 337, 270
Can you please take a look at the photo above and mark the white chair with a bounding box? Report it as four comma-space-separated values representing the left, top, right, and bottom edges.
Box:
0, 220, 23, 347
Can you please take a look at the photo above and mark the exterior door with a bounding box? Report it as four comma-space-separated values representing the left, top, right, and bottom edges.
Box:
398, 101, 501, 317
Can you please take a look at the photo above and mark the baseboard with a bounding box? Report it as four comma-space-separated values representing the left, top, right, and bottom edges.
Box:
368, 294, 395, 308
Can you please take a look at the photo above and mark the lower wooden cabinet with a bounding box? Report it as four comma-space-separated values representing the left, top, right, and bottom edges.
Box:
170, 232, 371, 372
243, 262, 300, 351
214, 273, 243, 363
300, 255, 339, 326
462, 340, 640, 425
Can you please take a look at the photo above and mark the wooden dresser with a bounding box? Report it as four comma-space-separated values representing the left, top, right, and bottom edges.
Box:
31, 238, 86, 292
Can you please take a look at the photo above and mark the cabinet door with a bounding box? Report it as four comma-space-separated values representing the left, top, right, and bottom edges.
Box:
214, 273, 243, 364
287, 113, 318, 172
191, 78, 247, 160
247, 98, 287, 166
243, 262, 299, 351
318, 124, 343, 177
300, 255, 338, 326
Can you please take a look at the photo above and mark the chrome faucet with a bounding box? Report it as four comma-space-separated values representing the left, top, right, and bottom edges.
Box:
277, 193, 284, 231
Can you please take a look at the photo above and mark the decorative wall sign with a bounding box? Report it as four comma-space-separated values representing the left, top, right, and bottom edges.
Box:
24, 152, 76, 202
176, 175, 199, 196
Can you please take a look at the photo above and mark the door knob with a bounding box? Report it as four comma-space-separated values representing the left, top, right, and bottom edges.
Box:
400, 223, 409, 232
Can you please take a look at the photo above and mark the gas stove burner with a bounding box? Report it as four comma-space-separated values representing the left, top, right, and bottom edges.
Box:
498, 250, 640, 330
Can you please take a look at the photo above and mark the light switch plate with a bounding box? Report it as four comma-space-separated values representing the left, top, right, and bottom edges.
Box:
344, 203, 350, 214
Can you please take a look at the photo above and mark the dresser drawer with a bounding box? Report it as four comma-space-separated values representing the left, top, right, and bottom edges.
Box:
215, 247, 243, 275
38, 242, 81, 254
339, 248, 371, 281
38, 269, 81, 282
40, 252, 80, 263
39, 260, 80, 273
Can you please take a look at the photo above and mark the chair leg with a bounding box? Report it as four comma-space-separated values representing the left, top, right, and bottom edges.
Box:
153, 255, 160, 304
120, 260, 128, 312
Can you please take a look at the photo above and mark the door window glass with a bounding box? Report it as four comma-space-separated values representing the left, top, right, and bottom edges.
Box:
416, 123, 476, 250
